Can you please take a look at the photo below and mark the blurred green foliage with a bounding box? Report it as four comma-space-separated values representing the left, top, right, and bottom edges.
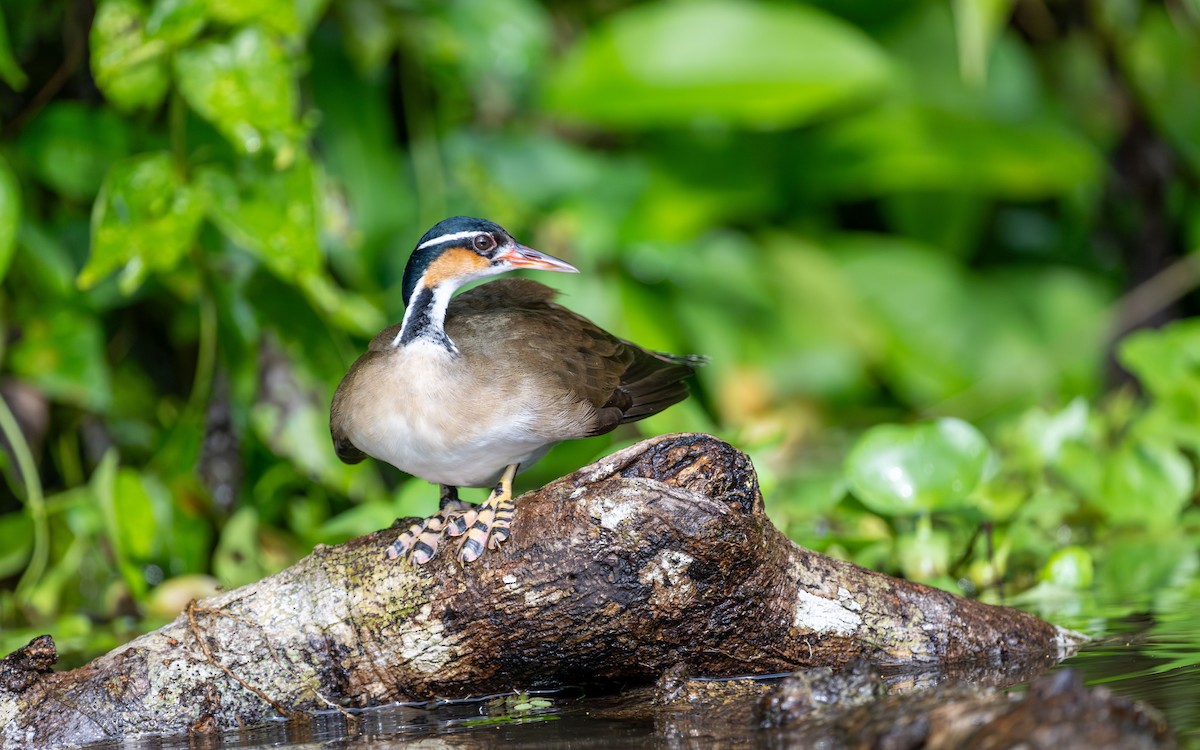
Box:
1, 0, 1199, 662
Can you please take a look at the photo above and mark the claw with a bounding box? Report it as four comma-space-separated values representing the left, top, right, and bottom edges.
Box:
457, 464, 518, 562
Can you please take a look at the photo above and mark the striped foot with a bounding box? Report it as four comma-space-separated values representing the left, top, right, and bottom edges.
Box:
459, 464, 519, 563
385, 485, 476, 565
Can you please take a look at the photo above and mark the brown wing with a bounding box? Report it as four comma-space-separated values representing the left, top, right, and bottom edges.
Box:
447, 279, 703, 439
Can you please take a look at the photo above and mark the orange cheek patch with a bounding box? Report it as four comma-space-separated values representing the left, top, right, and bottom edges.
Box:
423, 247, 490, 287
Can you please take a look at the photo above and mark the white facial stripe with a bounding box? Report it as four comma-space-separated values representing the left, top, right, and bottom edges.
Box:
416, 230, 488, 251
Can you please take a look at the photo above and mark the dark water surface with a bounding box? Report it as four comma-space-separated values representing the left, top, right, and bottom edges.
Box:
84, 591, 1200, 750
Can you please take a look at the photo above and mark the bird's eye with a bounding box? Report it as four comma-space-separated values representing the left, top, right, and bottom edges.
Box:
473, 234, 496, 253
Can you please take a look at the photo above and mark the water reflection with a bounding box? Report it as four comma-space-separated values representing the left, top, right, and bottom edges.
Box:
83, 591, 1200, 750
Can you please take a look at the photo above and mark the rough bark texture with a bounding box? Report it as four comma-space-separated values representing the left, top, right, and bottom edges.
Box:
0, 434, 1084, 749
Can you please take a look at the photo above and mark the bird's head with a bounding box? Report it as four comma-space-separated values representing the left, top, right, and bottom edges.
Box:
401, 216, 578, 306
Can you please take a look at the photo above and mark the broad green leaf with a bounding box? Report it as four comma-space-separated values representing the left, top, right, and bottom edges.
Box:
1119, 319, 1200, 449
0, 156, 19, 284
951, 0, 1015, 86
1097, 531, 1197, 604
544, 0, 891, 128
16, 102, 132, 203
1040, 546, 1093, 589
205, 0, 328, 37
1096, 439, 1193, 528
82, 152, 204, 293
0, 512, 33, 578
114, 469, 170, 563
197, 156, 320, 280
1119, 318, 1200, 408
1005, 398, 1090, 469
90, 0, 171, 111
1129, 7, 1200, 170
845, 418, 992, 515
145, 0, 206, 46
8, 308, 112, 412
0, 6, 28, 90
795, 105, 1101, 200
174, 25, 300, 155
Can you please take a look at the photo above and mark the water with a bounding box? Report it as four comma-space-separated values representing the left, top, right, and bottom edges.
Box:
78, 593, 1200, 750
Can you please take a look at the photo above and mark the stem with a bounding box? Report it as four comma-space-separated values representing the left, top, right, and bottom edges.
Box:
169, 89, 188, 176
1, 393, 49, 605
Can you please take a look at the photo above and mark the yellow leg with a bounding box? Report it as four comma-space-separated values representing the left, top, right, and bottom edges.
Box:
459, 464, 518, 563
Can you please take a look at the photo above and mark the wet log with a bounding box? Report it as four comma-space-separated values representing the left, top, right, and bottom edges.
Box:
0, 433, 1085, 749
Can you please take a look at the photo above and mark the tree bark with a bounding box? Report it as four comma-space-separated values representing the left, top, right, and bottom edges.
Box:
0, 433, 1084, 749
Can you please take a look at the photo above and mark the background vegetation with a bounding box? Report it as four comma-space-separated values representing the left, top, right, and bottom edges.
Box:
1, 0, 1199, 663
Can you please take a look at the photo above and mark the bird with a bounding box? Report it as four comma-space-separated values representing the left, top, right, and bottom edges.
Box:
329, 216, 703, 564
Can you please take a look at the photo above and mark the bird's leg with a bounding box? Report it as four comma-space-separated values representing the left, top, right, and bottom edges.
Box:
459, 464, 518, 563
442, 484, 478, 538
386, 485, 473, 565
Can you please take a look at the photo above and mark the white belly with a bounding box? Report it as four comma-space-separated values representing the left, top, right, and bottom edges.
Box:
345, 344, 560, 487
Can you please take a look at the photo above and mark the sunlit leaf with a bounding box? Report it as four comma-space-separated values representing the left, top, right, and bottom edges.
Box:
0, 155, 19, 284
845, 418, 993, 515
951, 0, 1015, 86
174, 25, 300, 154
90, 0, 171, 111
145, 0, 206, 46
0, 6, 28, 90
8, 308, 112, 412
82, 152, 204, 293
198, 155, 321, 280
17, 102, 131, 202
1040, 546, 1093, 589
545, 0, 891, 128
206, 0, 298, 35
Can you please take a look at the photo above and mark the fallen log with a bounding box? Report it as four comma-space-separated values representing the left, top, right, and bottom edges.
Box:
0, 433, 1084, 748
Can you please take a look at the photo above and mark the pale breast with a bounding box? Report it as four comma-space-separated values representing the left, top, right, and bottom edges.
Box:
338, 341, 585, 487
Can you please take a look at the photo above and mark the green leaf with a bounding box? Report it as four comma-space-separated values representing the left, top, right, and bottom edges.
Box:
82, 152, 204, 293
197, 155, 321, 280
0, 512, 33, 578
951, 0, 1015, 86
0, 155, 19, 284
1097, 531, 1197, 604
845, 418, 993, 515
1096, 439, 1193, 528
896, 515, 951, 581
1039, 546, 1093, 589
145, 0, 207, 47
0, 5, 28, 90
544, 0, 891, 128
16, 102, 132, 203
1129, 7, 1200, 171
1119, 319, 1200, 449
207, 0, 297, 35
90, 0, 171, 111
796, 105, 1101, 200
174, 25, 300, 155
8, 308, 112, 412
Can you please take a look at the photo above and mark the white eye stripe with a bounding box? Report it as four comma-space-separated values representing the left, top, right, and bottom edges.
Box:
416, 230, 489, 251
